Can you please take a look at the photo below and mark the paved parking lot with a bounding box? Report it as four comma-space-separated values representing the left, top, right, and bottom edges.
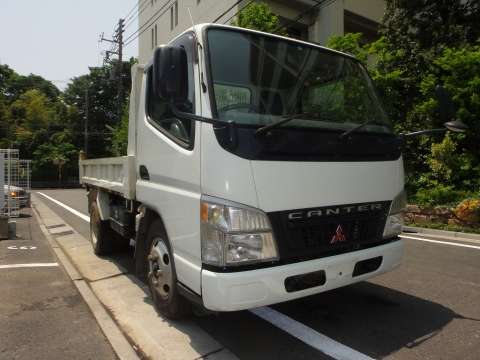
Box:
0, 208, 118, 360
33, 189, 480, 360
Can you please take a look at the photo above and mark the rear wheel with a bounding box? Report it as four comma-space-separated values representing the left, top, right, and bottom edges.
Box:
146, 219, 190, 319
90, 202, 114, 255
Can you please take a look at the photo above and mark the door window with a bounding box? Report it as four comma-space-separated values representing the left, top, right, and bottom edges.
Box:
146, 32, 196, 147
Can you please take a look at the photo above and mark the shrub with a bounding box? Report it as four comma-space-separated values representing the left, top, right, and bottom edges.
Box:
454, 199, 480, 224
411, 185, 472, 207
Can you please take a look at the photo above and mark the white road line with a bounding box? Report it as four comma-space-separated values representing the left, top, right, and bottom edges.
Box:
0, 263, 59, 269
250, 307, 374, 360
400, 235, 480, 250
37, 192, 90, 222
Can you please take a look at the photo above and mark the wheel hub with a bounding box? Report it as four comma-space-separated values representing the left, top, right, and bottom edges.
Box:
90, 221, 98, 246
148, 238, 172, 300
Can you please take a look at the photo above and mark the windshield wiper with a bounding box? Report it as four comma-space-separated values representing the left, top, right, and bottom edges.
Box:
338, 119, 375, 139
255, 112, 320, 136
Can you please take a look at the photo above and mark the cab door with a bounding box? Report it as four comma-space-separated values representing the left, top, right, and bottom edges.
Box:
135, 32, 203, 295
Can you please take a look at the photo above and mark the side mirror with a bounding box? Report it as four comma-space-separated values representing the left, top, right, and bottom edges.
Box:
444, 119, 468, 133
402, 85, 469, 138
434, 86, 468, 133
153, 45, 188, 103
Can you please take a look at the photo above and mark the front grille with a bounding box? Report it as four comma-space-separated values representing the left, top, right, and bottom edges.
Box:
268, 201, 391, 263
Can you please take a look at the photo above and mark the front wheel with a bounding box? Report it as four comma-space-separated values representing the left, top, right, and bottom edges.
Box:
146, 219, 190, 319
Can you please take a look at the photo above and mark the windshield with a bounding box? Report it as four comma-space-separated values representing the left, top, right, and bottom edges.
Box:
206, 28, 392, 135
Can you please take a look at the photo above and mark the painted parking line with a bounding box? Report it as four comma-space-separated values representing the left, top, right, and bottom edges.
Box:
37, 192, 90, 222
36, 192, 376, 360
400, 235, 480, 250
7, 245, 37, 250
250, 307, 374, 360
0, 263, 59, 269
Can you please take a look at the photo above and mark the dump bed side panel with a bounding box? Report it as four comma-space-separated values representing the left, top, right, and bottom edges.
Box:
79, 155, 135, 199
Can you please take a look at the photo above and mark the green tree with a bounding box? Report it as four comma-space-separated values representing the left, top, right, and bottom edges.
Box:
326, 14, 480, 203
0, 65, 64, 155
63, 58, 135, 157
7, 89, 65, 158
33, 131, 77, 184
111, 106, 129, 156
232, 2, 285, 34
327, 33, 368, 63
0, 64, 60, 102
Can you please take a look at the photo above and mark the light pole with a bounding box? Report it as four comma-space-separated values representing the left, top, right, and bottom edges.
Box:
84, 87, 89, 155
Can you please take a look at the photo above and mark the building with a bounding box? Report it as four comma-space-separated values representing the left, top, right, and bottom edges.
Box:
138, 0, 385, 64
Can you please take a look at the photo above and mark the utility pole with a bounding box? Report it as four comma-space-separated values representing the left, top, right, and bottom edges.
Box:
116, 18, 125, 123
100, 18, 125, 123
84, 87, 89, 154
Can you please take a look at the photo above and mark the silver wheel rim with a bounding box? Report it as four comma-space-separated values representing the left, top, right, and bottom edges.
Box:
148, 238, 173, 300
91, 221, 98, 247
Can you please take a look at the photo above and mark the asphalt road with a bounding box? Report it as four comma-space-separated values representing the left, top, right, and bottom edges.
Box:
35, 188, 480, 360
0, 207, 118, 360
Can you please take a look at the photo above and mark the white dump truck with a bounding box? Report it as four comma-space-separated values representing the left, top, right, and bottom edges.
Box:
79, 24, 465, 319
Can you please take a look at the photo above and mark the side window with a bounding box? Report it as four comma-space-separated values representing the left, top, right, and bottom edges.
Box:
146, 33, 196, 147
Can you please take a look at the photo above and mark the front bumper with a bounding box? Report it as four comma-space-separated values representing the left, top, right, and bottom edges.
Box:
201, 239, 404, 311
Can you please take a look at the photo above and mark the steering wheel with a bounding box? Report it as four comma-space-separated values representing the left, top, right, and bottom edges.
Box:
218, 103, 259, 113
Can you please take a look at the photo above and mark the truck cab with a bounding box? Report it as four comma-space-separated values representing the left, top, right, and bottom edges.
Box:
81, 24, 406, 318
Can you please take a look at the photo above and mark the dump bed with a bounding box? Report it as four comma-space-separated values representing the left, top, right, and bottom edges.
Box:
79, 155, 136, 200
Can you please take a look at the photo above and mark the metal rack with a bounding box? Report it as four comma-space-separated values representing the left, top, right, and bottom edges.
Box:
1, 149, 31, 218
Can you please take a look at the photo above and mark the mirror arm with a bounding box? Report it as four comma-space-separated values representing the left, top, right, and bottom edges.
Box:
400, 128, 446, 138
170, 103, 237, 148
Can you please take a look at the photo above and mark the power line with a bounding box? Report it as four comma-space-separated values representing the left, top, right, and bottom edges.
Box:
123, 0, 331, 50
213, 0, 250, 24
221, 0, 332, 35
124, 0, 175, 47
123, 0, 173, 46
129, 0, 150, 21
123, 0, 151, 31
123, 0, 145, 24
221, 0, 257, 25
273, 0, 331, 35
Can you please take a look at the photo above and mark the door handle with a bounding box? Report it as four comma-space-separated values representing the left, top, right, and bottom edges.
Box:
139, 165, 150, 180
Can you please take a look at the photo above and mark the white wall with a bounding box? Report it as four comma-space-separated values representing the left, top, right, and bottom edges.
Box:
344, 0, 385, 24
310, 0, 344, 44
138, 0, 241, 64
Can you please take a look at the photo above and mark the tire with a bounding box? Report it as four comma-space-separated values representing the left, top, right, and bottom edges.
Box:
146, 219, 191, 319
90, 202, 114, 255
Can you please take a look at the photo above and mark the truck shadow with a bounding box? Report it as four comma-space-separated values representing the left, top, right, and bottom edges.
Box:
272, 281, 478, 358
194, 281, 478, 360
104, 247, 478, 359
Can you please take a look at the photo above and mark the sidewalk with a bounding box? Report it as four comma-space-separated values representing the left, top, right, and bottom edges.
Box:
0, 209, 118, 360
403, 225, 480, 244
32, 194, 237, 360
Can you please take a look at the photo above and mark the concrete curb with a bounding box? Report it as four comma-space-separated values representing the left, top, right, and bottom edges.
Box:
403, 225, 480, 241
33, 202, 140, 360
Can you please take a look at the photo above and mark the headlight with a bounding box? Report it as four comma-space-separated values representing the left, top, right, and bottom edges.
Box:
383, 190, 407, 239
200, 196, 278, 267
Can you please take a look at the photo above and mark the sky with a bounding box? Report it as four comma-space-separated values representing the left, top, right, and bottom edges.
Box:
0, 0, 139, 89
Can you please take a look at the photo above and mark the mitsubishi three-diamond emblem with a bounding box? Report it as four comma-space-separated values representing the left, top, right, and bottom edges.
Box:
330, 225, 347, 244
